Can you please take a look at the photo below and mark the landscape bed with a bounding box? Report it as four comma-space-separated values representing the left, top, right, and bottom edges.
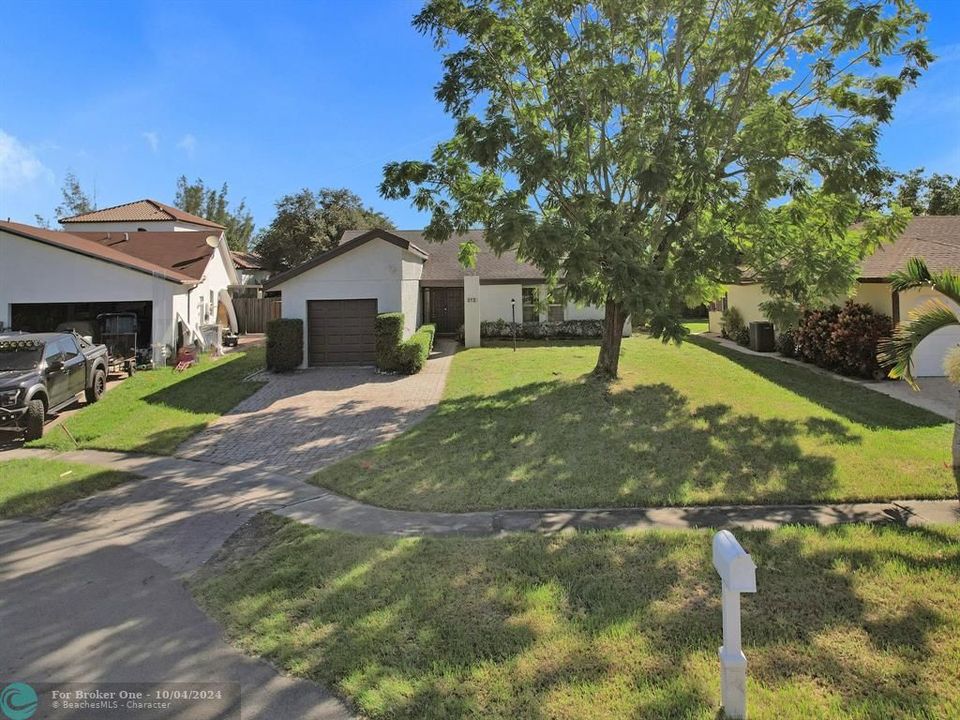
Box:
194, 514, 960, 720
310, 337, 953, 511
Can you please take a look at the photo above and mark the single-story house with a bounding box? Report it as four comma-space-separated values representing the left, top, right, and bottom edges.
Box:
0, 199, 240, 364
264, 228, 627, 367
231, 250, 272, 285
707, 215, 960, 376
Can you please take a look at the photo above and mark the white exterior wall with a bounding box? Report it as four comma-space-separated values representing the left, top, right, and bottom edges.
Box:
59, 220, 217, 233
271, 238, 408, 368
188, 244, 237, 332
900, 287, 960, 377
479, 284, 524, 323
564, 301, 605, 321
400, 255, 425, 337
0, 229, 187, 363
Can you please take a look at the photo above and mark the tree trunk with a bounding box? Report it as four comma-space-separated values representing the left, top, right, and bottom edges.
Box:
594, 298, 627, 378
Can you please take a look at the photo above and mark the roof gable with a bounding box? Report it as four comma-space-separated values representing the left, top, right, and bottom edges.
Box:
859, 215, 960, 280
340, 229, 546, 285
59, 199, 225, 229
0, 220, 195, 284
265, 228, 427, 289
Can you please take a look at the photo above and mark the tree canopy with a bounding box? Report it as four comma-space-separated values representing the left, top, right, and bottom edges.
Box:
175, 176, 256, 251
35, 171, 95, 227
253, 188, 394, 271
894, 168, 960, 216
381, 0, 931, 376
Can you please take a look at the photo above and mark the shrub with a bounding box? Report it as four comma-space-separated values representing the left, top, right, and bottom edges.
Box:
777, 330, 797, 358
375, 312, 404, 371
794, 306, 841, 368
480, 319, 604, 339
791, 302, 893, 379
396, 324, 436, 374
734, 326, 751, 348
828, 301, 894, 379
720, 307, 746, 340
265, 318, 302, 372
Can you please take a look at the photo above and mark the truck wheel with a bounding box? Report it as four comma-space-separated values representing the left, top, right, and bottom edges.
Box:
85, 368, 107, 404
24, 399, 45, 441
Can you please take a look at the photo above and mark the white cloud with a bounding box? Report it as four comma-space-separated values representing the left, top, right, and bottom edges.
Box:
0, 129, 54, 188
177, 133, 197, 157
142, 131, 159, 152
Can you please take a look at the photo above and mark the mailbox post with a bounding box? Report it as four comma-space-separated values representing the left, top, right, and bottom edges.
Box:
712, 530, 757, 720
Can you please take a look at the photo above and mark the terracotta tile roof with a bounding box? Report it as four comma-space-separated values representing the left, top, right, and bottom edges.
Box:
59, 199, 225, 229
70, 230, 220, 280
0, 220, 196, 284
859, 216, 960, 279
231, 250, 268, 270
339, 228, 546, 285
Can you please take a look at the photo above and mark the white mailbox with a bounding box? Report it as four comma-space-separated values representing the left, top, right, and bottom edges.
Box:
713, 530, 757, 720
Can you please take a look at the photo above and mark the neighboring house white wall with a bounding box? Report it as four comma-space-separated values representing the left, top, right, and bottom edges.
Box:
272, 238, 416, 368
0, 229, 187, 363
188, 244, 237, 332
900, 287, 960, 377
59, 220, 217, 233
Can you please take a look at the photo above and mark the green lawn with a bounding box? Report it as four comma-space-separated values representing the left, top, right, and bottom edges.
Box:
0, 458, 138, 517
312, 337, 953, 510
30, 348, 265, 454
195, 514, 960, 720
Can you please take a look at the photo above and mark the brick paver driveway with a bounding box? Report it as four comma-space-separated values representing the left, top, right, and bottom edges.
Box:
177, 340, 456, 477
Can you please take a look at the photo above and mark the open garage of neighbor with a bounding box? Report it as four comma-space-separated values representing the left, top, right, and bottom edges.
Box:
11, 301, 154, 346
307, 299, 377, 366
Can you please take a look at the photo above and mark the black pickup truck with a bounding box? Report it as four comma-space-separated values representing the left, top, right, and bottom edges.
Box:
0, 332, 110, 441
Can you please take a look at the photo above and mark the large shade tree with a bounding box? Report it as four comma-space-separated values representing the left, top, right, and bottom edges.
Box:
175, 176, 256, 251
878, 258, 960, 483
254, 188, 394, 271
382, 0, 931, 376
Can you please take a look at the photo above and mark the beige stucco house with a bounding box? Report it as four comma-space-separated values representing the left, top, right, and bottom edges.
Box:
265, 228, 627, 367
707, 216, 960, 377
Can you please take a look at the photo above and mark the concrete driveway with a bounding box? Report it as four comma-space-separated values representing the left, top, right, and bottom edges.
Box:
177, 340, 456, 477
0, 450, 354, 719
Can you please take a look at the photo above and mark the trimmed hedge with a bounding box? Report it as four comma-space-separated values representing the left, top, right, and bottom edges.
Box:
397, 324, 436, 374
375, 312, 404, 371
480, 319, 603, 339
266, 318, 303, 372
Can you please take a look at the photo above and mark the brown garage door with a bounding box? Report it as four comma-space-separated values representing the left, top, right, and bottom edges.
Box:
307, 299, 378, 365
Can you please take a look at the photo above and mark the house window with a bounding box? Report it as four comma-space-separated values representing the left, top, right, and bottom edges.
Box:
522, 287, 539, 322
709, 293, 729, 313
547, 289, 565, 322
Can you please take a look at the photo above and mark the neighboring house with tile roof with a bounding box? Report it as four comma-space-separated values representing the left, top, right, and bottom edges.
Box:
707, 215, 960, 376
60, 198, 226, 232
230, 250, 273, 285
265, 227, 626, 367
0, 211, 240, 365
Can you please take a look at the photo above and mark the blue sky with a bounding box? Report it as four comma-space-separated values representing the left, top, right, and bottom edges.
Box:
1, 0, 958, 233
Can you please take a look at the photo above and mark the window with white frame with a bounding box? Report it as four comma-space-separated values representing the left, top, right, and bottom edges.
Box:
521, 287, 539, 322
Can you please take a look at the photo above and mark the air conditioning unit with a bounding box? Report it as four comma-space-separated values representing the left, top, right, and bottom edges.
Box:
749, 322, 776, 352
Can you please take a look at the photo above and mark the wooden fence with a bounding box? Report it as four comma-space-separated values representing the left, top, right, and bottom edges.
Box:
232, 297, 281, 334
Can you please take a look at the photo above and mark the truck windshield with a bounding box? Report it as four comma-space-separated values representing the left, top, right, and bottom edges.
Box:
0, 347, 43, 370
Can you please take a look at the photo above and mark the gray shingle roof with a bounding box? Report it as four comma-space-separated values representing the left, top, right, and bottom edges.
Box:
339, 229, 545, 285
859, 216, 960, 279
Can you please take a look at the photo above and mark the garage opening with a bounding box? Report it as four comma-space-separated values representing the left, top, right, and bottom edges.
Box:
307, 299, 377, 366
10, 301, 153, 347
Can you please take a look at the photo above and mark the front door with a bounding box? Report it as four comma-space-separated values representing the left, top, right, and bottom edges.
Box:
429, 287, 464, 335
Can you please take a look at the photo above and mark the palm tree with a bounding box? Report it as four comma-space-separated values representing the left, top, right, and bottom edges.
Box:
878, 257, 960, 482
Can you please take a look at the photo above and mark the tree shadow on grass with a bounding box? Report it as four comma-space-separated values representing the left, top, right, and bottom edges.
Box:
689, 337, 945, 431
195, 516, 960, 720
321, 377, 843, 510
0, 469, 136, 519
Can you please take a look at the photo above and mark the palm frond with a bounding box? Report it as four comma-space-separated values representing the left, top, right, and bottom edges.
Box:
878, 300, 960, 388
888, 257, 932, 293
930, 268, 960, 306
